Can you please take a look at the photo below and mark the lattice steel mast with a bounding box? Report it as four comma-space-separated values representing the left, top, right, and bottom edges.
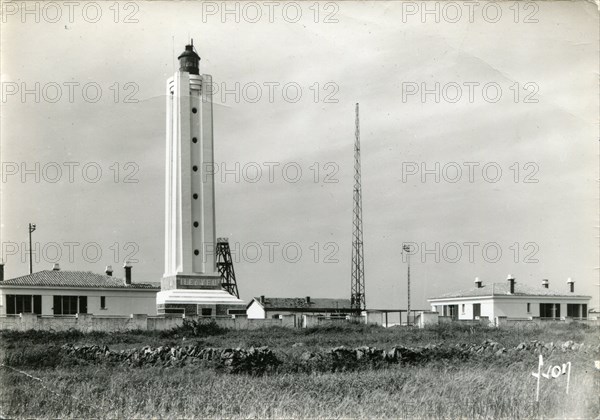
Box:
351, 103, 365, 311
216, 237, 240, 298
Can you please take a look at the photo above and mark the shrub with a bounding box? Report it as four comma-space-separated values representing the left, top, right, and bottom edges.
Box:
2, 344, 73, 369
163, 318, 227, 338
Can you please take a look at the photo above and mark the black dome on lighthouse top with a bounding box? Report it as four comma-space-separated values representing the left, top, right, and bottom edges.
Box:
178, 40, 200, 75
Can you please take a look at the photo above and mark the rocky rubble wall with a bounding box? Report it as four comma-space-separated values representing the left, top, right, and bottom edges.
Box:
61, 344, 281, 374
60, 339, 597, 374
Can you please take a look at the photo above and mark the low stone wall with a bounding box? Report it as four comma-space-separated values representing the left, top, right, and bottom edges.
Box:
2, 312, 597, 332
495, 316, 600, 327
416, 311, 439, 328
0, 313, 292, 332
301, 314, 365, 328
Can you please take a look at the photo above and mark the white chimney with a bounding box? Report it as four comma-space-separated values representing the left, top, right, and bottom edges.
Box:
507, 274, 515, 294
52, 263, 60, 271
474, 277, 482, 288
123, 261, 132, 285
542, 279, 549, 289
105, 265, 113, 276
567, 278, 574, 293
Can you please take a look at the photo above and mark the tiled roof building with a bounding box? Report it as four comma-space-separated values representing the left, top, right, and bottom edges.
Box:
3, 270, 159, 289
0, 263, 159, 317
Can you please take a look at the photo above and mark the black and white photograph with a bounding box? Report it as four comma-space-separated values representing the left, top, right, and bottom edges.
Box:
0, 1, 599, 418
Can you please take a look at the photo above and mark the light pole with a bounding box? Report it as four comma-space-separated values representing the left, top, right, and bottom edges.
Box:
28, 223, 36, 274
402, 244, 412, 326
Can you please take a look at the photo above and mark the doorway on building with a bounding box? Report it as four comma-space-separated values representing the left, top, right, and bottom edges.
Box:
473, 303, 481, 319
443, 305, 459, 320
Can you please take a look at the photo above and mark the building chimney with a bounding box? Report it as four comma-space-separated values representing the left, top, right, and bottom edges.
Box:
567, 278, 574, 293
0, 262, 4, 281
306, 296, 311, 304
105, 265, 113, 276
542, 279, 549, 289
52, 263, 60, 271
123, 261, 132, 285
474, 277, 482, 288
260, 295, 265, 304
507, 274, 515, 294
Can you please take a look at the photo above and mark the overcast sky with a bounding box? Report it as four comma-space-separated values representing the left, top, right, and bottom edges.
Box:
1, 1, 598, 310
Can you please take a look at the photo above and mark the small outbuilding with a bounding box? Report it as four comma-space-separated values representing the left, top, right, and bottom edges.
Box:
428, 275, 591, 321
247, 296, 352, 319
0, 262, 160, 316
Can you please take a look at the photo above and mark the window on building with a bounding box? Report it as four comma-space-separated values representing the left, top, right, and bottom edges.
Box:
271, 314, 280, 319
100, 296, 106, 310
201, 308, 212, 316
567, 304, 587, 319
53, 296, 87, 315
33, 295, 41, 314
461, 304, 465, 314
227, 309, 246, 315
539, 303, 561, 319
5, 295, 42, 315
79, 296, 87, 314
527, 303, 531, 313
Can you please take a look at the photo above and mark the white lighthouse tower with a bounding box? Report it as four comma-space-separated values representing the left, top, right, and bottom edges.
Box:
157, 41, 245, 316
164, 41, 217, 278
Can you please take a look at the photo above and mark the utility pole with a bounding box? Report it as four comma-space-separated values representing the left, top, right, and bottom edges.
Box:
403, 244, 412, 325
28, 223, 36, 274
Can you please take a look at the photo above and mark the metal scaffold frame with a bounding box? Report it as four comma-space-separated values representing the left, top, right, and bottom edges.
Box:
216, 237, 240, 298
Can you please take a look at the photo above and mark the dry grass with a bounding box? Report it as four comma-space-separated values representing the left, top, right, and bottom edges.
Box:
1, 322, 598, 419
2, 361, 597, 419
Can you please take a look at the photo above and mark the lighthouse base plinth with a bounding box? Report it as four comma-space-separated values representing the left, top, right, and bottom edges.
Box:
157, 274, 246, 317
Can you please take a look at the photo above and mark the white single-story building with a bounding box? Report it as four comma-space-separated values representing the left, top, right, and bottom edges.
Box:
428, 276, 591, 321
247, 296, 352, 319
0, 263, 160, 316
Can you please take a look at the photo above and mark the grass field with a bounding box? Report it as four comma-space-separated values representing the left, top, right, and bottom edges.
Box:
1, 322, 598, 419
